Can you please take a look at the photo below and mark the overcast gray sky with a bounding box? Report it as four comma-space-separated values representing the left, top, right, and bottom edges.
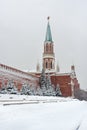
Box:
0, 0, 87, 90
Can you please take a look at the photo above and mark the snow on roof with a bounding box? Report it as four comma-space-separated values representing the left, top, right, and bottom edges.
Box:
0, 64, 38, 80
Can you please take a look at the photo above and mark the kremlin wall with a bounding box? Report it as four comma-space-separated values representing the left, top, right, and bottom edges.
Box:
0, 64, 39, 91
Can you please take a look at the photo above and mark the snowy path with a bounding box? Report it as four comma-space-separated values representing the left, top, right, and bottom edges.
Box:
0, 98, 68, 106
0, 94, 87, 130
0, 94, 75, 105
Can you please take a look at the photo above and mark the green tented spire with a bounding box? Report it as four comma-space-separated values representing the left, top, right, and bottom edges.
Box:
45, 17, 53, 42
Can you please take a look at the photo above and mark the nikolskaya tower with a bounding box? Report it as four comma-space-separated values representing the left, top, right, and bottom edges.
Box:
43, 17, 56, 72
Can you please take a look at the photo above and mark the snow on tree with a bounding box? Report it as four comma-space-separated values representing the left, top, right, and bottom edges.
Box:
20, 81, 43, 96
55, 84, 62, 96
39, 69, 47, 95
40, 69, 46, 88
20, 83, 38, 95
20, 83, 31, 95
0, 80, 7, 94
6, 80, 18, 94
35, 87, 43, 96
45, 74, 56, 96
39, 69, 62, 96
46, 73, 52, 89
36, 87, 43, 96
0, 80, 18, 94
29, 85, 37, 95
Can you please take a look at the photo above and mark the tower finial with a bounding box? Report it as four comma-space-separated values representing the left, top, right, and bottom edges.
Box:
47, 16, 50, 21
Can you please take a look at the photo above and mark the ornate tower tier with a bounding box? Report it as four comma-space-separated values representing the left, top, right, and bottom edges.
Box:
43, 17, 55, 72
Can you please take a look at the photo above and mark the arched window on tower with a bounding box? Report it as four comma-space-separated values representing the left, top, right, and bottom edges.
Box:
51, 61, 52, 69
46, 62, 48, 68
51, 44, 53, 53
46, 43, 48, 52
50, 43, 51, 53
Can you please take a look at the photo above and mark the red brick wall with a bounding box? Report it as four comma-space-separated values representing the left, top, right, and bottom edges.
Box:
51, 75, 72, 97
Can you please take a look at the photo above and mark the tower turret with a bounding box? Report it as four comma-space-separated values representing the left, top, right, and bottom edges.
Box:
56, 63, 60, 72
36, 61, 40, 72
71, 65, 76, 79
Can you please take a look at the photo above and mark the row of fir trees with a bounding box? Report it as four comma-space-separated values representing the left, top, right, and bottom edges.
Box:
0, 69, 62, 96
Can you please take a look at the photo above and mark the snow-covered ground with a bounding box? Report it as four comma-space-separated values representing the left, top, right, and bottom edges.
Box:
0, 94, 87, 130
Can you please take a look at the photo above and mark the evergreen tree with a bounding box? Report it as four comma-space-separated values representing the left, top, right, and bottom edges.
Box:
40, 69, 62, 96
40, 69, 46, 88
46, 73, 52, 89
39, 69, 47, 95
6, 80, 18, 94
0, 81, 7, 94
36, 87, 43, 96
55, 84, 62, 96
29, 85, 37, 95
20, 83, 31, 95
40, 69, 56, 96
45, 74, 56, 96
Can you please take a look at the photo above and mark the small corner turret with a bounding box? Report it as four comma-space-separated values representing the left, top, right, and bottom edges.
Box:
71, 65, 76, 79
